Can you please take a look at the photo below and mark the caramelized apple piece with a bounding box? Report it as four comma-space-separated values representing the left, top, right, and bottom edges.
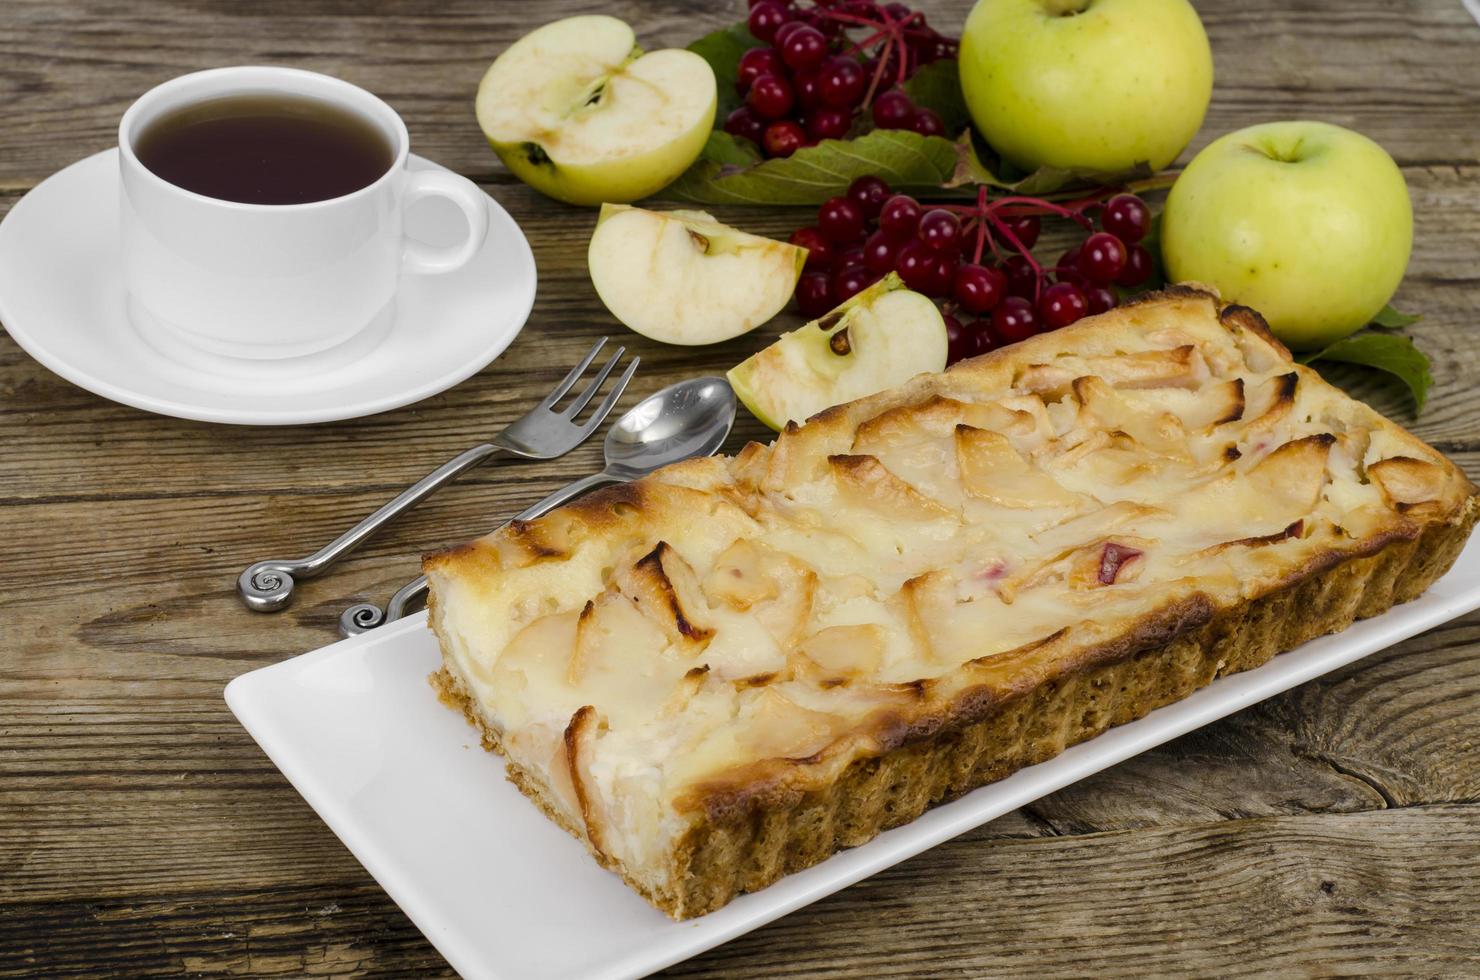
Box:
792, 624, 888, 683
614, 541, 714, 652
702, 538, 779, 610
828, 453, 954, 520
1240, 371, 1298, 439
569, 591, 669, 684
954, 425, 1081, 508
562, 704, 611, 858
751, 552, 818, 649
1071, 375, 1188, 454
1089, 345, 1209, 389
1369, 456, 1451, 518
740, 687, 842, 762
1176, 433, 1333, 537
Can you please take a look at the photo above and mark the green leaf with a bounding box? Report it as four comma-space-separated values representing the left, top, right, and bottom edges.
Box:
1370, 303, 1422, 329
698, 129, 763, 168
948, 134, 1154, 196
1300, 331, 1433, 414
659, 128, 963, 205
687, 21, 758, 117
899, 60, 971, 138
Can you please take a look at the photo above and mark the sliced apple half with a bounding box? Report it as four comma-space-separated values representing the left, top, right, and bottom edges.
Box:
728, 274, 948, 430
588, 205, 806, 345
475, 15, 716, 206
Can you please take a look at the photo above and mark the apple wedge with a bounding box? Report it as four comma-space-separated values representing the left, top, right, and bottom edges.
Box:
728, 274, 947, 430
588, 205, 806, 346
475, 16, 716, 206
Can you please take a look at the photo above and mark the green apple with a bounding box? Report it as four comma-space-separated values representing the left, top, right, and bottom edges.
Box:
959, 0, 1212, 173
728, 275, 947, 430
588, 205, 806, 346
1161, 121, 1413, 350
475, 15, 716, 206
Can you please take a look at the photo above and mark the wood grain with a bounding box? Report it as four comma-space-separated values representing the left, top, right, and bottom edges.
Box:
2, 0, 1479, 976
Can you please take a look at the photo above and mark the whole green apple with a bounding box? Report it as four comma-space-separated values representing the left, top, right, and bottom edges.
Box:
1161, 121, 1413, 350
959, 0, 1212, 174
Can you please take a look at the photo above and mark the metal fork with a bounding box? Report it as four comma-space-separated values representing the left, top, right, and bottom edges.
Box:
236, 338, 638, 612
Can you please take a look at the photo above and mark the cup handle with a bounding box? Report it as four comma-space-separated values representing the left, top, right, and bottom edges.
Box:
400, 170, 490, 275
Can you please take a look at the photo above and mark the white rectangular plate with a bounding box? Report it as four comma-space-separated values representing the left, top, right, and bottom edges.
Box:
227, 536, 1480, 980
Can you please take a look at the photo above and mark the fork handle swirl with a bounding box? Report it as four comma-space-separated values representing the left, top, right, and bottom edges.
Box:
237, 442, 504, 612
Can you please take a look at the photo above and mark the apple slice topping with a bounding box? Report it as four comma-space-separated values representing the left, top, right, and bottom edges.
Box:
476, 16, 716, 205
729, 273, 948, 429
954, 425, 1082, 509
588, 205, 806, 345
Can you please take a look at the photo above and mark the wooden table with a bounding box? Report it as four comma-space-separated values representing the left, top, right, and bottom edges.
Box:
3, 1, 1478, 975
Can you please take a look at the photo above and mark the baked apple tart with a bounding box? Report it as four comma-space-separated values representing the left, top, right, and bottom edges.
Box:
425, 285, 1476, 919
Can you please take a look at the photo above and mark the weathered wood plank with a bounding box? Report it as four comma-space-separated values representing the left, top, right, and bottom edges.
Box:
0, 0, 1474, 190
666, 805, 1480, 978
5, 806, 1478, 978
2, 0, 1479, 975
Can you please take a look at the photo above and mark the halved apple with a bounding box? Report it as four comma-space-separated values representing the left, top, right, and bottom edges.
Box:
475, 16, 716, 206
587, 205, 806, 345
728, 274, 948, 430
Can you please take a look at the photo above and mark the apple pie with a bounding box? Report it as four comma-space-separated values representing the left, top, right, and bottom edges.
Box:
425, 285, 1477, 919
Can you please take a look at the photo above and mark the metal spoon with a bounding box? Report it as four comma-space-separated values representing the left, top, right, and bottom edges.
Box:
337, 375, 737, 637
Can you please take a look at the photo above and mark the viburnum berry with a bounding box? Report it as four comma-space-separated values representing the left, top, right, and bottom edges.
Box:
736, 47, 783, 94
774, 20, 808, 50
928, 252, 958, 297
807, 109, 851, 141
847, 175, 892, 218
1084, 284, 1117, 315
833, 264, 873, 303
894, 238, 937, 292
835, 244, 867, 270
1101, 194, 1151, 243
1116, 242, 1155, 287
747, 73, 795, 120
748, 2, 790, 43
1078, 232, 1127, 284
789, 226, 834, 271
818, 56, 867, 109
781, 25, 829, 72
817, 196, 866, 242
872, 90, 915, 129
763, 120, 806, 157
1003, 255, 1038, 298
945, 314, 990, 365
953, 263, 1006, 314
989, 296, 1038, 345
723, 106, 766, 145
917, 208, 961, 252
911, 108, 946, 137
1038, 281, 1088, 329
795, 270, 834, 316
878, 194, 922, 237
862, 230, 900, 274
998, 214, 1041, 250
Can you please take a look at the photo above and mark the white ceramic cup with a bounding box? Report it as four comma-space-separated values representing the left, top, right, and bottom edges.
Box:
118, 66, 489, 362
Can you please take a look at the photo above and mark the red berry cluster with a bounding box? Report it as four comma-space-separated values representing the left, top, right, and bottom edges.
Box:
787, 179, 1156, 364
727, 0, 959, 158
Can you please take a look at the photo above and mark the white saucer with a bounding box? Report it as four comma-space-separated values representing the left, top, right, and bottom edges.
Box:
0, 149, 536, 425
